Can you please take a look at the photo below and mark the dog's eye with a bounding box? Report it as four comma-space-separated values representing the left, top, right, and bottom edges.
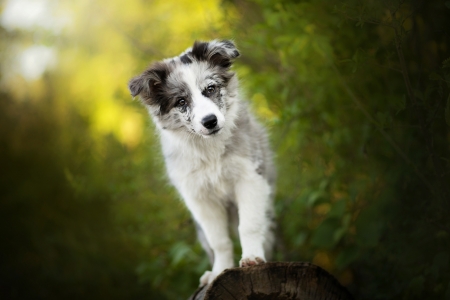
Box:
176, 98, 186, 107
206, 85, 216, 95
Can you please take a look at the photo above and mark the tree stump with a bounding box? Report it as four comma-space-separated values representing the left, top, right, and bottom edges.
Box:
188, 262, 353, 300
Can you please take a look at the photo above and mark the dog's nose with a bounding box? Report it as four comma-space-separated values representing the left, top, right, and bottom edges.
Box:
201, 114, 218, 129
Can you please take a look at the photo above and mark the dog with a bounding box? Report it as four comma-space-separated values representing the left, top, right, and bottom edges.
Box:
128, 40, 276, 286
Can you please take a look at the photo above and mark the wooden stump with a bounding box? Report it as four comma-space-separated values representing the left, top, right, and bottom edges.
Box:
188, 262, 353, 300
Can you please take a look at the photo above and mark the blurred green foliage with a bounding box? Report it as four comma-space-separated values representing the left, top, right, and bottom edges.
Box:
0, 0, 449, 299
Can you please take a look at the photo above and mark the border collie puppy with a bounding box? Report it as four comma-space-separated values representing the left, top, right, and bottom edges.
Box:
128, 40, 275, 286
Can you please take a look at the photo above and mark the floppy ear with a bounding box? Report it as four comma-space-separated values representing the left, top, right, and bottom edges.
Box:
128, 75, 144, 97
191, 39, 240, 68
128, 62, 169, 98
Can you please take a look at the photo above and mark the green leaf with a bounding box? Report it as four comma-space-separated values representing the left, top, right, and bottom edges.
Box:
306, 190, 327, 207
342, 214, 351, 228
311, 217, 341, 249
333, 226, 347, 243
169, 242, 193, 266
328, 200, 346, 218
293, 231, 308, 246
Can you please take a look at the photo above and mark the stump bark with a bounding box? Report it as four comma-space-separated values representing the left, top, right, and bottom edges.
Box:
188, 262, 353, 300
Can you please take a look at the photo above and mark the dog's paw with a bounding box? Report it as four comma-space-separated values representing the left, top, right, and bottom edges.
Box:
239, 255, 266, 267
199, 270, 218, 287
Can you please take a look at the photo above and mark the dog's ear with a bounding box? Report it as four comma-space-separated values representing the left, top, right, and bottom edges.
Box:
191, 40, 240, 69
128, 75, 145, 97
128, 62, 169, 98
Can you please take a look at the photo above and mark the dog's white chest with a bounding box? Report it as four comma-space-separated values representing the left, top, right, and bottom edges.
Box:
163, 139, 233, 203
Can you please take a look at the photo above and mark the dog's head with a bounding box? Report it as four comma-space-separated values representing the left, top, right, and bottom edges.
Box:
128, 40, 240, 138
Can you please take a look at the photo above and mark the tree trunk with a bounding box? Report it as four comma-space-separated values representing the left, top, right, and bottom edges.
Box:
188, 262, 353, 300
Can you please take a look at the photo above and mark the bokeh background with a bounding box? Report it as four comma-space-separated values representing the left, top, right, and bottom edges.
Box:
1, 0, 449, 299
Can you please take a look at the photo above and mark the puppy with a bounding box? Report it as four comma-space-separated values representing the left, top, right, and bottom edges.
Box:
128, 40, 275, 286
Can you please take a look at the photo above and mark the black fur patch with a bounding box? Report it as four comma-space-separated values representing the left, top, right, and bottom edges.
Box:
145, 64, 170, 111
180, 54, 192, 64
191, 40, 239, 69
191, 41, 209, 61
212, 53, 233, 68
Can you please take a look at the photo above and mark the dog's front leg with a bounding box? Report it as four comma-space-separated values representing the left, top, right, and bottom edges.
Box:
235, 170, 272, 267
183, 195, 234, 286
